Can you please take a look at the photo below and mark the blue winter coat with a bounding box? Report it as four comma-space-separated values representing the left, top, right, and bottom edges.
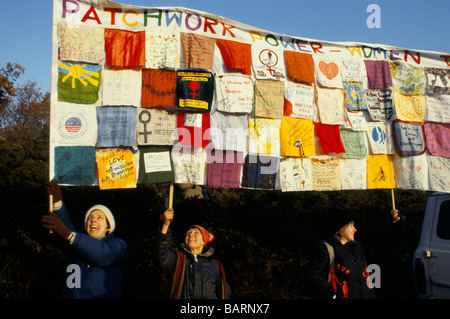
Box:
55, 202, 127, 299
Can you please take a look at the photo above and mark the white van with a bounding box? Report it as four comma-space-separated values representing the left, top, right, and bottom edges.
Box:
413, 192, 450, 298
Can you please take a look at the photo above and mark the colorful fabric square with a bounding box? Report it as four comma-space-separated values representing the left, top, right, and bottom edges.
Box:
142, 69, 177, 108
425, 94, 450, 123
102, 68, 141, 106
340, 129, 368, 159
252, 47, 286, 80
138, 146, 174, 183
394, 155, 429, 190
177, 112, 210, 148
365, 89, 394, 121
137, 108, 177, 145
214, 75, 254, 113
172, 146, 206, 185
254, 80, 284, 119
366, 122, 394, 154
145, 30, 180, 69
316, 87, 346, 125
54, 146, 97, 186
344, 111, 369, 132
389, 62, 426, 95
105, 28, 145, 68
424, 122, 450, 158
364, 60, 393, 89
341, 58, 367, 84
394, 92, 426, 122
310, 157, 341, 191
393, 120, 426, 157
96, 149, 137, 190
57, 62, 101, 104
314, 56, 343, 88
177, 70, 214, 112
53, 104, 97, 146
96, 106, 137, 148
279, 157, 312, 191
206, 150, 244, 188
367, 155, 396, 189
181, 33, 215, 70
57, 21, 105, 64
248, 118, 281, 156
241, 154, 278, 190
425, 68, 450, 95
340, 158, 367, 190
216, 39, 252, 75
427, 156, 450, 192
284, 82, 315, 120
284, 51, 315, 84
281, 117, 315, 157
210, 111, 248, 152
344, 81, 367, 111
314, 122, 346, 154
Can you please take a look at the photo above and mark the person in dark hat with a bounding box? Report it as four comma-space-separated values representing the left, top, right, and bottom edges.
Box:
152, 208, 231, 299
42, 181, 127, 299
302, 210, 376, 299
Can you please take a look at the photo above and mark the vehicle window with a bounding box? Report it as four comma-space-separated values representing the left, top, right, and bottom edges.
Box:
437, 200, 450, 240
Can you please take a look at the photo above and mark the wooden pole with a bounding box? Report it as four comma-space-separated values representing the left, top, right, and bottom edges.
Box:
391, 188, 396, 211
49, 194, 53, 233
168, 182, 174, 209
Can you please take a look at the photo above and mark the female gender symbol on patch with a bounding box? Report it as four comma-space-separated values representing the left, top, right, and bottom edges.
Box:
259, 49, 284, 80
189, 81, 199, 99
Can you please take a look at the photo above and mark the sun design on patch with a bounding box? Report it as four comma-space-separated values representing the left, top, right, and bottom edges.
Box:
58, 62, 100, 89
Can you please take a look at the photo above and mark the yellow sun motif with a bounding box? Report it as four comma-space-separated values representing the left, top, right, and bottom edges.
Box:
58, 62, 100, 89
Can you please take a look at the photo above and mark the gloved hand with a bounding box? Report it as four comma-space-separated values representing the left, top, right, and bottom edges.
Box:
42, 212, 72, 240
46, 180, 62, 203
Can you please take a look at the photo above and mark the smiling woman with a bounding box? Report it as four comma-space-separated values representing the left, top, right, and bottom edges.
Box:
85, 205, 115, 238
42, 181, 128, 299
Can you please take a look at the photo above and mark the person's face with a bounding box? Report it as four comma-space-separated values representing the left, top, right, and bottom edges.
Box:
86, 210, 109, 238
342, 222, 357, 244
185, 227, 205, 253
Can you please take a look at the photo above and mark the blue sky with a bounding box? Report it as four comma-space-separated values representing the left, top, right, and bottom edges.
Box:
1, 0, 449, 94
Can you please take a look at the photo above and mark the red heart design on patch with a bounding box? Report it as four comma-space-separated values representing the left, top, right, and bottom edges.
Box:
318, 61, 339, 80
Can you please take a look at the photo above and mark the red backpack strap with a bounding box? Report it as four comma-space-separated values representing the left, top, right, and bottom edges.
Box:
216, 260, 227, 299
170, 251, 186, 299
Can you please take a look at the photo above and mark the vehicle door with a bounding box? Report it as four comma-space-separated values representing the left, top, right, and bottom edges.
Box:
428, 197, 450, 298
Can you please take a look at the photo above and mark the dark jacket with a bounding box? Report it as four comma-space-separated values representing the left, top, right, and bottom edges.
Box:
303, 237, 375, 299
55, 202, 127, 299
152, 229, 230, 299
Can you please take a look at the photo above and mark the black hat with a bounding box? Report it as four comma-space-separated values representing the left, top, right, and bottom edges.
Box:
326, 207, 356, 235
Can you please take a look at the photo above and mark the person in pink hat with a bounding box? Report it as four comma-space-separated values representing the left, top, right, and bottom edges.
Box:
152, 208, 231, 299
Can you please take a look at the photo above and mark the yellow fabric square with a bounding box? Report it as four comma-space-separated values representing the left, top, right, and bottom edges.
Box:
281, 117, 315, 157
367, 154, 396, 189
96, 150, 137, 190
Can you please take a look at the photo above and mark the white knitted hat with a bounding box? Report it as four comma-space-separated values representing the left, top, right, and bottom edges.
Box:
85, 205, 115, 233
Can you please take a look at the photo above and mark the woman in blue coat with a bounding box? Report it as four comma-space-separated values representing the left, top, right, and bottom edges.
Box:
42, 181, 127, 299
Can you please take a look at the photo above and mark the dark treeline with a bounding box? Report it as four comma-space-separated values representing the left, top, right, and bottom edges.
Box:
1, 183, 429, 299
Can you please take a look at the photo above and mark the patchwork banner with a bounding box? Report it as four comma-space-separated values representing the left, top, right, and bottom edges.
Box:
49, 0, 450, 193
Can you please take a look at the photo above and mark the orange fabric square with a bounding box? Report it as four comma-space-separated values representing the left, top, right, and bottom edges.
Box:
284, 51, 315, 84
141, 69, 177, 107
105, 28, 145, 67
216, 39, 252, 75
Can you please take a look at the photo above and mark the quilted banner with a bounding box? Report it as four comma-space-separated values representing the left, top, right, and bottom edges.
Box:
49, 0, 450, 193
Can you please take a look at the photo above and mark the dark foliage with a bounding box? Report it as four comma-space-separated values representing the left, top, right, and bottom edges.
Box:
1, 183, 429, 299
